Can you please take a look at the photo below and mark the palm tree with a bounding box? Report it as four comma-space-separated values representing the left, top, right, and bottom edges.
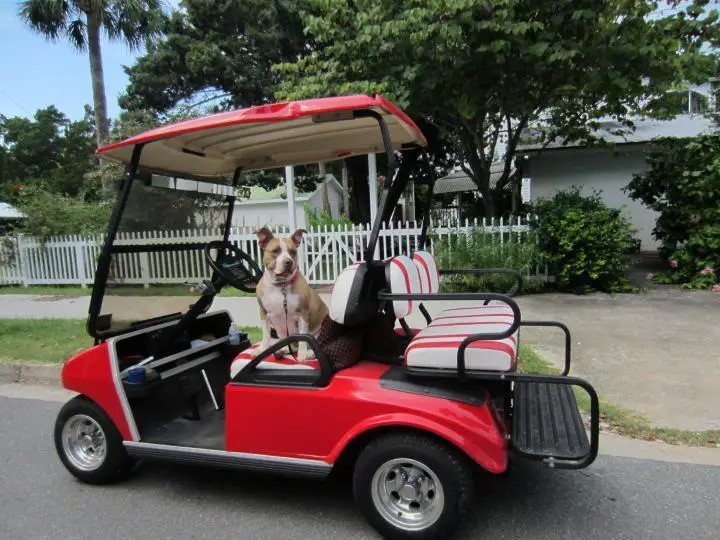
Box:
19, 1, 166, 149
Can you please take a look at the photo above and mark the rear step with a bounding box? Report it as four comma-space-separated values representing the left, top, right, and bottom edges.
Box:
512, 381, 591, 468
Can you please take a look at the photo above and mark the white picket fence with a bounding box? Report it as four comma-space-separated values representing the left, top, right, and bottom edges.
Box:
0, 216, 541, 287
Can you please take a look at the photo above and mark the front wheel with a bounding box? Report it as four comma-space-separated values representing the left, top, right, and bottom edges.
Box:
54, 395, 133, 485
353, 433, 474, 540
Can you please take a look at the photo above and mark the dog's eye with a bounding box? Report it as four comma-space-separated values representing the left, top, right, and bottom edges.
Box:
272, 247, 281, 254
288, 249, 297, 256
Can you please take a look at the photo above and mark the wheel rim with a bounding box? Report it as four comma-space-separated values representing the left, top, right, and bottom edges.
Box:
370, 457, 445, 531
61, 414, 107, 472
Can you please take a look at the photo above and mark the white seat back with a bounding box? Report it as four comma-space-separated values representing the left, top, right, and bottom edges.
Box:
412, 250, 440, 293
385, 255, 422, 318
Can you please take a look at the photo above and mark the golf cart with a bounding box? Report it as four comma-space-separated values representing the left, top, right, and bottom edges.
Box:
54, 94, 599, 540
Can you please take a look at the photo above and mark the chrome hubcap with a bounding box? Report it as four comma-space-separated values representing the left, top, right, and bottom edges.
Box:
61, 414, 107, 471
371, 458, 444, 531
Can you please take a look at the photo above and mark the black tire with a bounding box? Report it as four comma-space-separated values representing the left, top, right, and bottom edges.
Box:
353, 433, 474, 540
54, 395, 133, 485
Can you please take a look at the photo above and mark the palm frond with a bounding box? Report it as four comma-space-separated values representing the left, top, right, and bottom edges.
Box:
66, 17, 87, 51
18, 0, 71, 41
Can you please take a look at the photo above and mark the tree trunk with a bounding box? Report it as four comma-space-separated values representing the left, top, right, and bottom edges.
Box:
341, 161, 350, 217
87, 13, 109, 150
319, 162, 330, 214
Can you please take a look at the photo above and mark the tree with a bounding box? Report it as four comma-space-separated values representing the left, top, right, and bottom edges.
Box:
275, 0, 720, 218
625, 134, 720, 289
0, 106, 98, 201
120, 0, 309, 114
19, 0, 166, 149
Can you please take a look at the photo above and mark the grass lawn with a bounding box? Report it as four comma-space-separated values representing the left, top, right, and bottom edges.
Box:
518, 344, 719, 448
0, 318, 262, 365
0, 285, 255, 297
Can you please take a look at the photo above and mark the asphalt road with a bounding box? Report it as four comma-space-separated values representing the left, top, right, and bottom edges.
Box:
1, 395, 719, 540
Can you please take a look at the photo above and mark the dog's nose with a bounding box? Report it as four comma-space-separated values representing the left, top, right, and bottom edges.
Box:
284, 259, 293, 269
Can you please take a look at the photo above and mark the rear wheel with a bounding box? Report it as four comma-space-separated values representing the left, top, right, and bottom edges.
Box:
353, 433, 474, 540
54, 395, 133, 485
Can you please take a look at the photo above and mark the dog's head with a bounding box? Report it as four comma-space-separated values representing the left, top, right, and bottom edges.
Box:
256, 227, 305, 281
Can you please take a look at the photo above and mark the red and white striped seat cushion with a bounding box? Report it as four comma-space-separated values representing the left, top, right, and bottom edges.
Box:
230, 344, 319, 378
405, 304, 519, 372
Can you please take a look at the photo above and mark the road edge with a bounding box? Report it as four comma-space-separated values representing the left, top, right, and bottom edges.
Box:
0, 361, 61, 385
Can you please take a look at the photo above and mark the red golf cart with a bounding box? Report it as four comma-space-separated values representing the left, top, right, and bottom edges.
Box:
54, 95, 599, 540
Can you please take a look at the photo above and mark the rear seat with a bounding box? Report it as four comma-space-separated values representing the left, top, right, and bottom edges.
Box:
388, 252, 519, 372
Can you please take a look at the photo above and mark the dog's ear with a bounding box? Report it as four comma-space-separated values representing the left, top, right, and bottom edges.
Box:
256, 226, 273, 249
291, 229, 307, 246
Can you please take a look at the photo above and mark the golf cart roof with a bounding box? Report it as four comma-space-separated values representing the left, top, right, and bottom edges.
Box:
96, 94, 427, 178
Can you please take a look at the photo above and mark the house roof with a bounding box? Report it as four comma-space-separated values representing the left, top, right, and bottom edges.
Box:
434, 162, 517, 195
518, 115, 714, 153
0, 202, 23, 219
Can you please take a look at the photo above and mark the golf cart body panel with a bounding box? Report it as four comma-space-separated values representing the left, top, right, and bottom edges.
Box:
62, 342, 135, 441
225, 361, 508, 473
54, 93, 599, 540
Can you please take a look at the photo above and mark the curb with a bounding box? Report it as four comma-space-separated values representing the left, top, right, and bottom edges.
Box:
0, 362, 62, 386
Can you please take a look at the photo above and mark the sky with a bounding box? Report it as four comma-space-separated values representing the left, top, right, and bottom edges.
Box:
0, 0, 180, 122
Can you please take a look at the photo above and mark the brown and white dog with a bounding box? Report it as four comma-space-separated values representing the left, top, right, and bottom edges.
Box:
255, 227, 329, 361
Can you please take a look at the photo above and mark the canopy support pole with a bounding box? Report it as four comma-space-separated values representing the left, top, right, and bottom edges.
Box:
368, 153, 379, 259
285, 165, 297, 231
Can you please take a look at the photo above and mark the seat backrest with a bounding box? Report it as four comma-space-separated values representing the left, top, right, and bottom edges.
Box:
385, 255, 422, 318
329, 262, 380, 326
412, 250, 440, 293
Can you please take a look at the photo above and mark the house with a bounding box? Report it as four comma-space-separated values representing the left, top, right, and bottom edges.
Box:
519, 113, 714, 251
230, 175, 345, 228
0, 201, 23, 233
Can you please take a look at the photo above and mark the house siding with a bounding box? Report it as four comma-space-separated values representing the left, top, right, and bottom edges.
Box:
527, 146, 660, 251
306, 181, 344, 219
231, 201, 308, 229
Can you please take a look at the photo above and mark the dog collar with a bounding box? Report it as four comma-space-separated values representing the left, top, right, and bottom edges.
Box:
271, 268, 300, 285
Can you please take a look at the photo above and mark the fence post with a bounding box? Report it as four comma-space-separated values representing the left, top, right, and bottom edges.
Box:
140, 231, 150, 288
74, 235, 88, 288
17, 235, 29, 287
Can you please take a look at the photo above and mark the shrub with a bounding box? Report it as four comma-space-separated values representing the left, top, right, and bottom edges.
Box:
432, 227, 546, 294
625, 135, 720, 289
303, 204, 352, 228
12, 183, 111, 239
530, 188, 637, 294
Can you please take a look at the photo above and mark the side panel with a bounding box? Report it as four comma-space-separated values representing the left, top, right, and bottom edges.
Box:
225, 363, 507, 473
61, 342, 136, 441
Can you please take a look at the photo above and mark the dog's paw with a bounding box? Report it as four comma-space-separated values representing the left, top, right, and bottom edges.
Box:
297, 349, 316, 362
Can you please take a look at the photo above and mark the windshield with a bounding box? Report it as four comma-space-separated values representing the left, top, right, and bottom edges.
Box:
90, 174, 234, 337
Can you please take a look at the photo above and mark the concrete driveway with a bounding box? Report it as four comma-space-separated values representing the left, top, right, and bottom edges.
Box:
511, 289, 720, 431
2, 286, 718, 430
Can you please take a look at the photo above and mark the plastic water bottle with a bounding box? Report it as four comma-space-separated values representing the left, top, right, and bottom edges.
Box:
229, 325, 241, 346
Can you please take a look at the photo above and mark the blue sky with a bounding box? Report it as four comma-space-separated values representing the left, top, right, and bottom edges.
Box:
0, 1, 179, 122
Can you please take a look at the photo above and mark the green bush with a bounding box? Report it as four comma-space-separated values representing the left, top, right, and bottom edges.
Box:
625, 135, 720, 289
303, 204, 352, 228
530, 188, 637, 294
12, 183, 111, 239
432, 227, 546, 294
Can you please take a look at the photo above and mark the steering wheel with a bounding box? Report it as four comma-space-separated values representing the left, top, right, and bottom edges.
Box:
204, 240, 263, 293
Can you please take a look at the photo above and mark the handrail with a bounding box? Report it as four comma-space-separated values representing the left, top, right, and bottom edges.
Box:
520, 321, 572, 376
233, 334, 333, 387
379, 292, 521, 367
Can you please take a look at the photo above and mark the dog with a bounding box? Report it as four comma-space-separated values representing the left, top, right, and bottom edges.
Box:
255, 227, 329, 361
